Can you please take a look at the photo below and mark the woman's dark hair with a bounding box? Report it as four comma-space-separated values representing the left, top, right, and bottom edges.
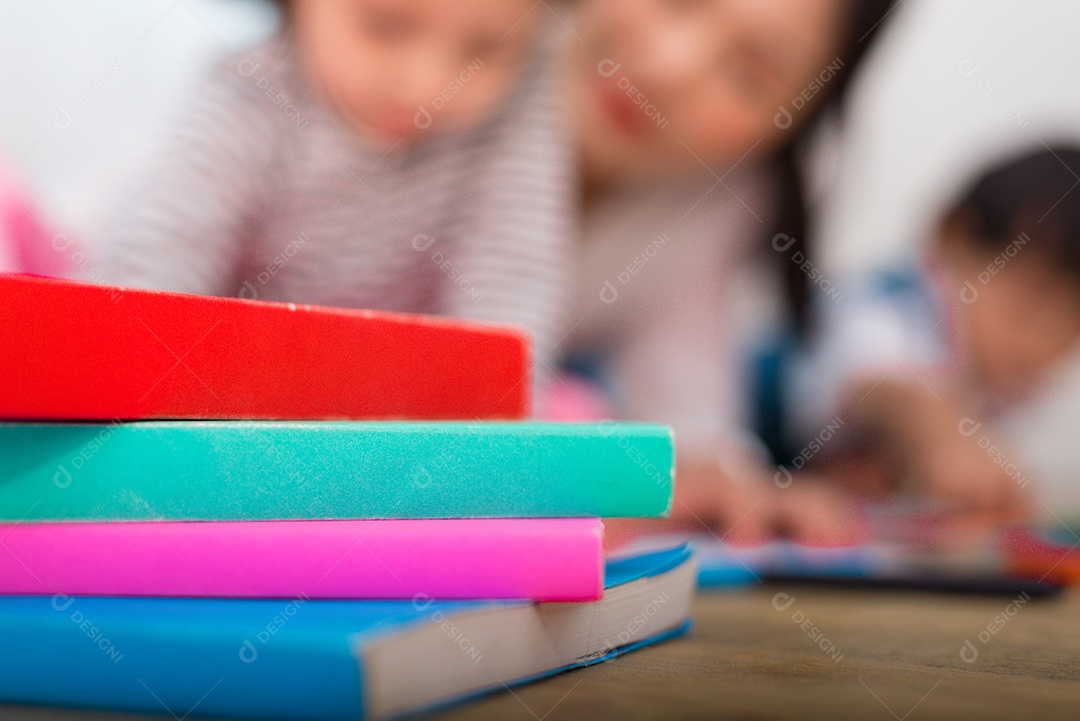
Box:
941, 145, 1080, 282
771, 0, 898, 334
755, 1, 897, 464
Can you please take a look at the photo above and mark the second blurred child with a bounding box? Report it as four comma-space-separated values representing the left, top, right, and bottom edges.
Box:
837, 145, 1080, 522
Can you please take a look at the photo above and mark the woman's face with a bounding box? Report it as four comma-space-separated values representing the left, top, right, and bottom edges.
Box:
574, 0, 847, 182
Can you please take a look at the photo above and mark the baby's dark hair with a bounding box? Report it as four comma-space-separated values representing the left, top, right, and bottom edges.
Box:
941, 145, 1080, 282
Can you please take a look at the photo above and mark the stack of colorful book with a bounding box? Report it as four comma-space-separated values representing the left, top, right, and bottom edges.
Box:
0, 275, 694, 720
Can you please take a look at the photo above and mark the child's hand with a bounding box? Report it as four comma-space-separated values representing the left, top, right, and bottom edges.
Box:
843, 376, 1033, 523
772, 476, 866, 545
666, 460, 776, 544
914, 436, 1032, 520
605, 457, 863, 549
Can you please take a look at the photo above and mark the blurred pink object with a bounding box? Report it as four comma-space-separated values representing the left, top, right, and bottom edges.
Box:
537, 373, 615, 421
0, 160, 70, 277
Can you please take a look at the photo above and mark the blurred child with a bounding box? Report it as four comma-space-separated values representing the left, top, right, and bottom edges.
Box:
98, 0, 572, 366
838, 145, 1080, 523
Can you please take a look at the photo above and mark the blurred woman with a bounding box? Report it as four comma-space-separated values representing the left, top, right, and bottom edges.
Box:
555, 0, 897, 542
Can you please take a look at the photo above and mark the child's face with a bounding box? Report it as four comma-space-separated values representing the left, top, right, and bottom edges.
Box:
575, 0, 845, 181
937, 227, 1080, 392
292, 0, 536, 145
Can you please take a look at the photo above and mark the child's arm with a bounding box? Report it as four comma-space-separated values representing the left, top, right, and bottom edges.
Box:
603, 287, 862, 544
842, 376, 1031, 518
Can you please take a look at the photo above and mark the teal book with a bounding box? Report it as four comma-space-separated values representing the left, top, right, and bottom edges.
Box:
0, 546, 696, 720
0, 421, 672, 521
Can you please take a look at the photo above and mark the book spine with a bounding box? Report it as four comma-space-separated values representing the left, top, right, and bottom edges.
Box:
1, 421, 673, 521
0, 274, 529, 421
0, 519, 605, 600
0, 596, 364, 721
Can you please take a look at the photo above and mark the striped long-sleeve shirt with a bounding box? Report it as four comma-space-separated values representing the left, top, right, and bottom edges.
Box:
97, 27, 574, 369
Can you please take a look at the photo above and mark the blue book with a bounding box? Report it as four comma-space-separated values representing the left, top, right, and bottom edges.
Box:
0, 546, 695, 720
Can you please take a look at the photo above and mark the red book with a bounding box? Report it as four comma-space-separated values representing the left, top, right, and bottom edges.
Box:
1, 274, 530, 420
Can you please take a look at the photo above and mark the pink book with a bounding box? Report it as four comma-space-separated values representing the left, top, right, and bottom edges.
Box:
0, 518, 604, 601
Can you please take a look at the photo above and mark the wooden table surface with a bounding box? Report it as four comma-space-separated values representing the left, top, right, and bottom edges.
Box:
5, 585, 1080, 721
